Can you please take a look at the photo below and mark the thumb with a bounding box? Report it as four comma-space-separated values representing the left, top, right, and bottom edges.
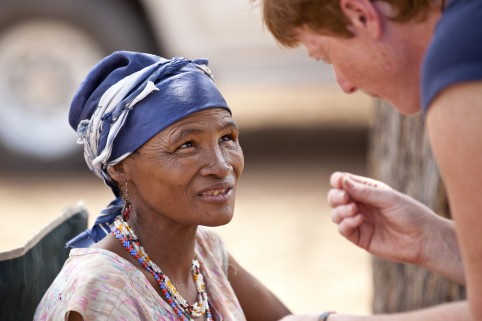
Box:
342, 174, 390, 206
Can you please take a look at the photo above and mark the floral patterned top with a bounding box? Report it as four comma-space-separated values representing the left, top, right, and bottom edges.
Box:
34, 227, 246, 321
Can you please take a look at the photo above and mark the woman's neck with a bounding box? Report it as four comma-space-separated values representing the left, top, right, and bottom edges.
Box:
127, 213, 198, 283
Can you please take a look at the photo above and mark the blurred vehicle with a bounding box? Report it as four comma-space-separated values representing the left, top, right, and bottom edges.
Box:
0, 0, 343, 166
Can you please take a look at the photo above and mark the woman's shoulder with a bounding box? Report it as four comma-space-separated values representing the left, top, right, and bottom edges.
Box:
69, 247, 127, 262
34, 248, 152, 320
35, 247, 172, 320
44, 247, 142, 300
66, 247, 137, 277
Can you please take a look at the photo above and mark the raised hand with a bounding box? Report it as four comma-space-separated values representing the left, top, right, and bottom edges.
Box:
327, 172, 454, 269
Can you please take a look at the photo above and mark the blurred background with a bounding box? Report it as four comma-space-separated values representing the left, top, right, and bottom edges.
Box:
0, 0, 375, 315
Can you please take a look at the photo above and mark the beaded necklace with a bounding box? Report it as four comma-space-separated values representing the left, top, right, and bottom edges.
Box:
112, 217, 213, 321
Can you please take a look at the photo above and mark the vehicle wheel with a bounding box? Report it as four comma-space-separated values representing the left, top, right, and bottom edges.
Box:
0, 0, 158, 167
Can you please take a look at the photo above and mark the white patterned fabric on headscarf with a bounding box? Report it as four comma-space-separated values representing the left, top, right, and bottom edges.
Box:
76, 62, 162, 180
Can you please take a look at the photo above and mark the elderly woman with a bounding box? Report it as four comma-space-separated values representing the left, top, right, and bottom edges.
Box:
34, 51, 290, 321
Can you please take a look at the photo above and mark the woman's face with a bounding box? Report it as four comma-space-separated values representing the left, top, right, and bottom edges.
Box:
119, 108, 244, 227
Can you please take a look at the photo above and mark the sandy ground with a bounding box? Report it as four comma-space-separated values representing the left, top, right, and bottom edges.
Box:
1, 126, 373, 315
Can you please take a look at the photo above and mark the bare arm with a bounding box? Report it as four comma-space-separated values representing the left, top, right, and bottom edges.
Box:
228, 253, 291, 321
427, 81, 482, 320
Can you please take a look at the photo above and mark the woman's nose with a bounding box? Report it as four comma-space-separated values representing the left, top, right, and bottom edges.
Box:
200, 147, 232, 178
334, 68, 358, 94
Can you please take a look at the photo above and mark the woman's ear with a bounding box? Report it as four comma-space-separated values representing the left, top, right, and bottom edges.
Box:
339, 0, 382, 39
107, 161, 126, 182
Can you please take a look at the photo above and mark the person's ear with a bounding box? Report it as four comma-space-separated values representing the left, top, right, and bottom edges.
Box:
107, 161, 127, 183
339, 0, 382, 39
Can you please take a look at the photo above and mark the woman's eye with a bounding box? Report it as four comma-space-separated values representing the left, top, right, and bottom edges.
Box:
179, 141, 193, 149
220, 134, 234, 142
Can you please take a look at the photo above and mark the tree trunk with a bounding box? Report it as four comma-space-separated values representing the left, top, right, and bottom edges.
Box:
368, 100, 466, 313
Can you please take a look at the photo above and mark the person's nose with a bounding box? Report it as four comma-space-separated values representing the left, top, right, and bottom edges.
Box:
200, 145, 232, 178
334, 68, 358, 94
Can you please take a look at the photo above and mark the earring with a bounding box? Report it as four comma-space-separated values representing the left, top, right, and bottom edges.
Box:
122, 180, 131, 221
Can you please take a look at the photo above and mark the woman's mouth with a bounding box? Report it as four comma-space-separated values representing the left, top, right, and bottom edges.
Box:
198, 187, 233, 202
201, 188, 229, 196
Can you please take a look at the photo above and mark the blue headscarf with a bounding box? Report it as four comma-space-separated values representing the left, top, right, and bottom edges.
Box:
66, 51, 230, 248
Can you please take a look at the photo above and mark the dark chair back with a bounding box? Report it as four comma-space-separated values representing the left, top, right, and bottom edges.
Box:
0, 204, 88, 321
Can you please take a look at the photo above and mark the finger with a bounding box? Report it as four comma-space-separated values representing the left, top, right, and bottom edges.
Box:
338, 214, 364, 238
330, 171, 351, 188
327, 188, 350, 207
331, 203, 358, 224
